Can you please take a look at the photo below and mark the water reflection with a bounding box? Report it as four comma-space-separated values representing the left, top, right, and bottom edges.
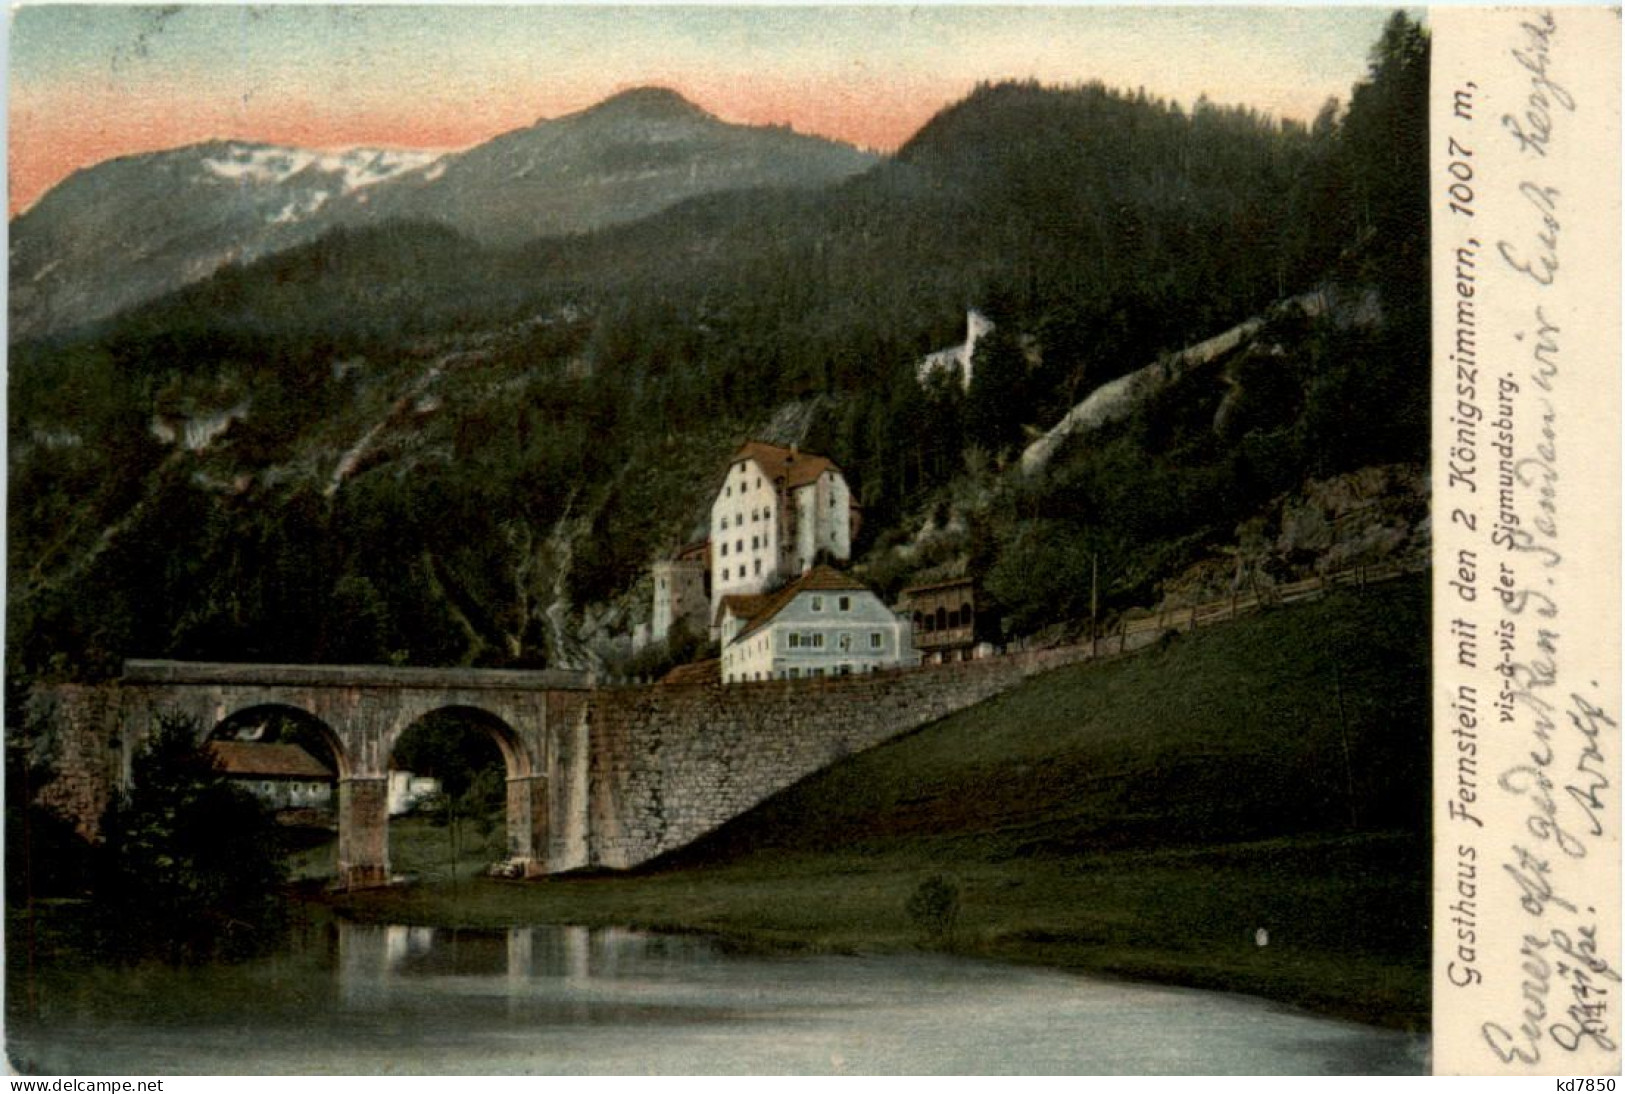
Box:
338, 923, 723, 995
12, 921, 1428, 1075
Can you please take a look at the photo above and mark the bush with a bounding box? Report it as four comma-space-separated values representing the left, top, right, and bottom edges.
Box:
96, 713, 288, 961
905, 874, 961, 946
620, 621, 714, 681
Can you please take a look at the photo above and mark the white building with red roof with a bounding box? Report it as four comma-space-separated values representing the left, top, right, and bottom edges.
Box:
720, 565, 917, 684
708, 440, 860, 622
207, 740, 335, 812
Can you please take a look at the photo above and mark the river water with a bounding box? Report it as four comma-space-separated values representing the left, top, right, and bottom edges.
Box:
8, 921, 1426, 1075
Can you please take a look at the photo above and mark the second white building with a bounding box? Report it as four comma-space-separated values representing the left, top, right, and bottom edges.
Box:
720, 566, 919, 684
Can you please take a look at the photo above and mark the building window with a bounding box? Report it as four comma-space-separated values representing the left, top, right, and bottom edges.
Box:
789, 633, 800, 649
812, 633, 825, 649
870, 632, 883, 649
754, 559, 761, 575
936, 606, 948, 631
838, 596, 851, 611
963, 602, 974, 626
839, 633, 852, 652
751, 536, 759, 549
721, 542, 728, 556
757, 477, 762, 489
726, 486, 731, 497
811, 596, 824, 612
789, 667, 800, 679
737, 539, 744, 553
722, 567, 729, 580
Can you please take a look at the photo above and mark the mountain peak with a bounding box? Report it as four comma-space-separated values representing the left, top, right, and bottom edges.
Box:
581, 86, 712, 121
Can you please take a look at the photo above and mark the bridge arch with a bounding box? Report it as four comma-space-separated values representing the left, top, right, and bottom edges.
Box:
209, 702, 351, 780
383, 703, 533, 781
384, 704, 545, 877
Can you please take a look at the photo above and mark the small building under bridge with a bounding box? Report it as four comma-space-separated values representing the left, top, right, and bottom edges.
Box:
207, 740, 335, 813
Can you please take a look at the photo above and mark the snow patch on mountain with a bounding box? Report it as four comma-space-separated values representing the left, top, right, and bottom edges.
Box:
269, 191, 331, 225
202, 143, 444, 194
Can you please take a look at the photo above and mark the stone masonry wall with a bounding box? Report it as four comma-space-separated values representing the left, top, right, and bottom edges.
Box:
25, 684, 128, 839
581, 644, 1099, 869
577, 567, 1424, 869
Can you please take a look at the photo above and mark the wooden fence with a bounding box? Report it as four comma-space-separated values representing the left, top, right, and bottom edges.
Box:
1091, 558, 1426, 657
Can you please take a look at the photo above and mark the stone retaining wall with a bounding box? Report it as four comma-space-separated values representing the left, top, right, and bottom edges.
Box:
580, 644, 1097, 869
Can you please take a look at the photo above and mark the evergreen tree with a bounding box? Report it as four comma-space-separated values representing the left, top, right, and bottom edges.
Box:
1341, 11, 1430, 304
966, 324, 1029, 457
98, 713, 287, 961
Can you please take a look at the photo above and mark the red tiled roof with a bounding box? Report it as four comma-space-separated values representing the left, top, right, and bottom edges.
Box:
660, 658, 720, 685
734, 565, 872, 643
713, 592, 772, 629
727, 440, 840, 492
208, 741, 334, 780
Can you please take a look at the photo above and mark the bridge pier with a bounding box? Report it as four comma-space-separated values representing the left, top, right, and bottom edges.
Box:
503, 774, 551, 877
337, 776, 391, 889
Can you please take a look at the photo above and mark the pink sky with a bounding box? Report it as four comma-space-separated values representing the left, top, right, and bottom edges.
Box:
9, 6, 1399, 216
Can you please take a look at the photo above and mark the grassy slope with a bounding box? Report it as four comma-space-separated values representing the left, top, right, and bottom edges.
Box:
331, 576, 1430, 1030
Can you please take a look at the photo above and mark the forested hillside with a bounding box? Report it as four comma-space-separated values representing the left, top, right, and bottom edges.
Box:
7, 14, 1428, 681
9, 88, 878, 340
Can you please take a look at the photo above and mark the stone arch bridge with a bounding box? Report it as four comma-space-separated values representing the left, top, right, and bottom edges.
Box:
33, 646, 1099, 888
